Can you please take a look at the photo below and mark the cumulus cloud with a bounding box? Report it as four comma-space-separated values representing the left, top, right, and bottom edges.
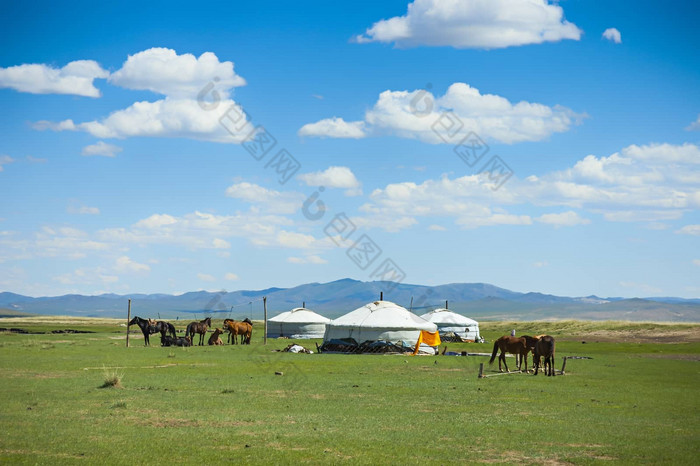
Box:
0, 60, 108, 97
41, 99, 254, 143
82, 141, 123, 157
602, 28, 622, 44
300, 83, 582, 144
226, 182, 305, 214
355, 0, 582, 49
34, 48, 253, 144
356, 142, 700, 231
114, 255, 150, 274
298, 117, 367, 139
224, 272, 240, 281
298, 166, 363, 196
108, 47, 246, 99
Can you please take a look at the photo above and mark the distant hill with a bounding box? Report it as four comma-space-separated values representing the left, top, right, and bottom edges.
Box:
1, 279, 698, 322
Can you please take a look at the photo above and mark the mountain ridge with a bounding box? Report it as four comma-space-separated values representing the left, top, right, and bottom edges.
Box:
1, 279, 698, 322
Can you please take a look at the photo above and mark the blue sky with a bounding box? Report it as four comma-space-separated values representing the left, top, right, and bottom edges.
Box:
1, 0, 698, 299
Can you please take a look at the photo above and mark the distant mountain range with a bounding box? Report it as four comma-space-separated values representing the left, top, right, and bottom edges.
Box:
1, 278, 699, 322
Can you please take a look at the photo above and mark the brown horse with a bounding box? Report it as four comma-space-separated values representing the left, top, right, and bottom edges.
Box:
223, 318, 252, 345
533, 335, 556, 376
208, 328, 225, 346
489, 336, 527, 372
520, 335, 542, 372
186, 317, 212, 346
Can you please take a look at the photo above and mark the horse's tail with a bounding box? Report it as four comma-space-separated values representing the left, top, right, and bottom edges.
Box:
169, 323, 176, 338
185, 323, 192, 338
489, 339, 499, 365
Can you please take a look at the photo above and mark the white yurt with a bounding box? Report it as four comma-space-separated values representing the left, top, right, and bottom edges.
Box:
267, 307, 331, 339
420, 307, 480, 341
324, 300, 437, 346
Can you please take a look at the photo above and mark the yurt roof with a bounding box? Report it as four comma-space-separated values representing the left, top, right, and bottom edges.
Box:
329, 300, 437, 332
268, 307, 331, 324
420, 308, 479, 326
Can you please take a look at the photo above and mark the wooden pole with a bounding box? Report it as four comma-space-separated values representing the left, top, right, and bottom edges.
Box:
446, 300, 448, 309
478, 363, 484, 378
560, 357, 567, 375
263, 296, 267, 345
380, 291, 383, 301
126, 299, 131, 348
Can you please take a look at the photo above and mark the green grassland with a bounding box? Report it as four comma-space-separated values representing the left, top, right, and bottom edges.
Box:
0, 318, 698, 464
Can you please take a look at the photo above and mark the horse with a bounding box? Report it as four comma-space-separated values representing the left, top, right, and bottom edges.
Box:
533, 335, 556, 376
223, 318, 252, 345
208, 328, 225, 346
186, 317, 212, 346
128, 316, 177, 346
489, 336, 527, 373
520, 335, 542, 372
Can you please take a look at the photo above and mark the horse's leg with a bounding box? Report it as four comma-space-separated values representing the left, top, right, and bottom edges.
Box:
500, 352, 508, 372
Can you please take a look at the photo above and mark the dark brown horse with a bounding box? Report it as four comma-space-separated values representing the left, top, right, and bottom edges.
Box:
533, 335, 556, 376
186, 317, 212, 346
223, 318, 252, 345
128, 316, 176, 346
489, 336, 527, 372
520, 335, 542, 372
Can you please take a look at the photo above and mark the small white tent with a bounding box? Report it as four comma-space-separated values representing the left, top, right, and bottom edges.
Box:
420, 308, 480, 341
324, 300, 437, 345
267, 307, 330, 339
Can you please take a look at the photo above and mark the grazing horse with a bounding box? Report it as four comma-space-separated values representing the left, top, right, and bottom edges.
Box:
223, 318, 253, 345
533, 335, 556, 376
208, 328, 225, 346
186, 317, 212, 346
128, 316, 177, 346
489, 336, 527, 373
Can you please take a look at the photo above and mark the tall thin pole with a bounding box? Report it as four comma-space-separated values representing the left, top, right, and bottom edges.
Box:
126, 299, 131, 348
446, 300, 448, 309
380, 291, 383, 301
263, 296, 268, 345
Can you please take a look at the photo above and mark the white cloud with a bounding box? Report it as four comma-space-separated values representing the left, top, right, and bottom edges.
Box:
0, 155, 14, 172
108, 47, 246, 99
114, 256, 150, 274
41, 98, 255, 143
33, 48, 253, 144
299, 117, 366, 139
287, 255, 328, 264
197, 273, 216, 282
298, 166, 363, 196
686, 114, 700, 131
224, 272, 240, 281
82, 141, 123, 157
300, 83, 582, 144
355, 0, 582, 49
0, 60, 108, 97
533, 261, 549, 268
537, 211, 590, 227
428, 224, 447, 231
676, 225, 700, 236
602, 28, 622, 44
355, 143, 700, 231
225, 182, 305, 214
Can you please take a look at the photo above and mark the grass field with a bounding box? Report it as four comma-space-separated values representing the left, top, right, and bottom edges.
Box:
1, 318, 698, 464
